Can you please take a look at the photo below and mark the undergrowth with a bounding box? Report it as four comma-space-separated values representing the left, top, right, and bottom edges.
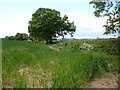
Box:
2, 40, 118, 88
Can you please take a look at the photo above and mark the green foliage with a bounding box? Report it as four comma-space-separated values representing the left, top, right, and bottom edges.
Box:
2, 40, 118, 88
5, 33, 28, 41
15, 33, 28, 40
57, 38, 119, 55
28, 8, 76, 43
52, 51, 110, 88
89, 1, 120, 35
5, 36, 15, 40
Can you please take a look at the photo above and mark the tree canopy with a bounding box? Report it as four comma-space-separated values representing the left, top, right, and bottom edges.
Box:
5, 33, 28, 41
89, 0, 120, 35
28, 8, 76, 44
15, 33, 28, 40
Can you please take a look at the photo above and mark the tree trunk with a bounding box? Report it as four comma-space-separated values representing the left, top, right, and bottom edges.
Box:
46, 39, 53, 44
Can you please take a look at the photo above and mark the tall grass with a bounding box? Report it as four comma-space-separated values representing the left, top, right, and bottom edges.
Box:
2, 40, 118, 88
0, 39, 2, 88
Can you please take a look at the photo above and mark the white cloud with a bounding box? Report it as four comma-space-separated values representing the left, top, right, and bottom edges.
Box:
0, 10, 109, 38
62, 10, 116, 39
0, 14, 31, 38
0, 6, 114, 39
0, 0, 91, 3
65, 10, 107, 32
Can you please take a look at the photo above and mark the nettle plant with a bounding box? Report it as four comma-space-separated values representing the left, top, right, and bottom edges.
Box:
79, 42, 94, 51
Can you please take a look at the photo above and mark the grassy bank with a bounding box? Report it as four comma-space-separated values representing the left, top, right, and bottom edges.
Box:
2, 40, 118, 88
53, 38, 119, 55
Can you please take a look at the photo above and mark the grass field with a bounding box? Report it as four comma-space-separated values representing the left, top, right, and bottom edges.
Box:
0, 39, 2, 88
2, 40, 118, 88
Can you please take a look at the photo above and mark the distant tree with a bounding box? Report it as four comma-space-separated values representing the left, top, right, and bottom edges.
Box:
15, 33, 28, 40
5, 36, 15, 40
5, 36, 9, 40
89, 0, 120, 35
22, 33, 29, 40
5, 33, 28, 41
10, 36, 15, 40
28, 8, 76, 44
15, 33, 22, 40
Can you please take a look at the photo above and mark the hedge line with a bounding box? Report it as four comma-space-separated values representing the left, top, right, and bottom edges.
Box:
60, 38, 119, 55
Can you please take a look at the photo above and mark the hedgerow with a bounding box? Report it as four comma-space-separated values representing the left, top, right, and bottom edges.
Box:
58, 38, 119, 55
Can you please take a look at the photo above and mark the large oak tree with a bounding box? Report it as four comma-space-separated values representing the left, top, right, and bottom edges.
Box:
28, 8, 76, 43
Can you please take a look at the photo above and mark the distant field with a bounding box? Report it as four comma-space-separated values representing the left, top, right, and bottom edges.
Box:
2, 40, 118, 88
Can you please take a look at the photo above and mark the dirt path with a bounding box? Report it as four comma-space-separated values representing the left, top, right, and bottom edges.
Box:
48, 46, 60, 51
85, 73, 119, 88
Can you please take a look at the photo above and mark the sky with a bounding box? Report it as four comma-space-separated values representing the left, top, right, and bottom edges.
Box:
0, 0, 116, 39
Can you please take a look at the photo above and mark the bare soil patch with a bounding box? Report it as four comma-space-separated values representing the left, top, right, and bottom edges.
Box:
48, 46, 60, 51
18, 66, 53, 88
3, 66, 52, 88
85, 73, 119, 88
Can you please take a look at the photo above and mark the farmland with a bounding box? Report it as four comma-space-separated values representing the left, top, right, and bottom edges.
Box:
2, 39, 119, 88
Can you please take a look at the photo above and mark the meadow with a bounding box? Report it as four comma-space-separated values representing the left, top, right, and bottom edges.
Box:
0, 39, 2, 88
2, 39, 118, 88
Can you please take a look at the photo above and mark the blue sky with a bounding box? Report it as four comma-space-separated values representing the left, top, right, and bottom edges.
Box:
0, 0, 116, 39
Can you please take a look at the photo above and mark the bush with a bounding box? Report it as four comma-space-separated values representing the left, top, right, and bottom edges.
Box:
58, 38, 119, 55
5, 33, 29, 41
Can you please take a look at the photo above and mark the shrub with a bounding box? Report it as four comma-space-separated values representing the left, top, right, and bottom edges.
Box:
58, 38, 119, 55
